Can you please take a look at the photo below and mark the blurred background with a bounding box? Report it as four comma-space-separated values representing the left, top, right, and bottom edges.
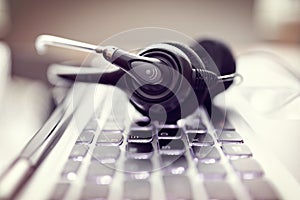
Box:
0, 0, 299, 173
1, 0, 300, 80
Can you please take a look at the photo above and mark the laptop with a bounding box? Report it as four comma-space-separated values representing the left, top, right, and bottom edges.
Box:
1, 50, 300, 200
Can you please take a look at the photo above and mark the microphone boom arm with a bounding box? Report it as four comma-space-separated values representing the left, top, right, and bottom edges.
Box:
35, 35, 104, 54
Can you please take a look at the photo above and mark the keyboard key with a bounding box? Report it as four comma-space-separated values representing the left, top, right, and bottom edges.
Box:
218, 131, 243, 143
158, 139, 185, 155
49, 183, 70, 200
102, 121, 124, 133
185, 118, 207, 133
132, 116, 151, 127
222, 144, 252, 159
123, 180, 151, 200
187, 133, 214, 146
204, 180, 236, 200
81, 183, 109, 200
61, 160, 81, 180
198, 163, 227, 179
243, 179, 280, 200
97, 132, 123, 146
124, 159, 153, 179
163, 175, 192, 200
231, 158, 264, 179
86, 163, 115, 184
69, 145, 89, 161
124, 159, 153, 172
84, 119, 99, 131
127, 128, 153, 143
126, 143, 153, 159
213, 116, 235, 131
92, 146, 120, 163
160, 155, 188, 174
157, 126, 182, 139
76, 130, 95, 144
192, 146, 221, 163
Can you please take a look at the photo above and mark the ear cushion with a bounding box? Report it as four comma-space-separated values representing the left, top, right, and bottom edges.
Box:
191, 39, 236, 89
164, 42, 206, 71
165, 41, 209, 115
190, 39, 236, 116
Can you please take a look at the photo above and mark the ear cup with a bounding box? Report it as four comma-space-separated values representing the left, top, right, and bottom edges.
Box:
191, 39, 236, 89
191, 39, 236, 116
165, 42, 206, 71
164, 41, 210, 115
129, 43, 198, 123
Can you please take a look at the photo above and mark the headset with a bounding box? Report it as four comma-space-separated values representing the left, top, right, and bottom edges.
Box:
36, 35, 238, 123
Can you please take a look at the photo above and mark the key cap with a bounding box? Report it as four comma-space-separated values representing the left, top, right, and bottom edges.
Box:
198, 163, 227, 179
124, 159, 153, 179
81, 183, 109, 200
213, 116, 235, 131
132, 116, 151, 127
192, 146, 221, 163
123, 180, 151, 200
160, 155, 188, 174
204, 180, 236, 200
157, 126, 182, 139
69, 144, 89, 161
127, 128, 153, 143
84, 119, 99, 131
76, 130, 95, 144
97, 132, 123, 146
49, 183, 70, 200
243, 179, 280, 200
61, 160, 81, 180
126, 143, 153, 159
187, 133, 214, 146
163, 175, 192, 200
185, 118, 207, 133
218, 131, 243, 143
92, 146, 120, 163
102, 121, 124, 133
231, 158, 264, 179
158, 139, 185, 155
222, 144, 252, 159
86, 163, 115, 184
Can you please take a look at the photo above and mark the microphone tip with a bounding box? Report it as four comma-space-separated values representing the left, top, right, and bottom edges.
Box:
35, 34, 52, 55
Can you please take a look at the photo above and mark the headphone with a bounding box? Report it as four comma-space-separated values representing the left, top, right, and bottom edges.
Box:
36, 35, 237, 123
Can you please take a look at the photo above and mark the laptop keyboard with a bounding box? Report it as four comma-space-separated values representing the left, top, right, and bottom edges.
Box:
49, 109, 280, 200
